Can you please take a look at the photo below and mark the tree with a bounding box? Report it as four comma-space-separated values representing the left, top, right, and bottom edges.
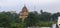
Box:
25, 11, 40, 26
0, 12, 12, 27
51, 12, 60, 21
0, 12, 19, 28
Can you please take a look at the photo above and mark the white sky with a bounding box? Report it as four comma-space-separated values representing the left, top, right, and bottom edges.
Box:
0, 0, 60, 13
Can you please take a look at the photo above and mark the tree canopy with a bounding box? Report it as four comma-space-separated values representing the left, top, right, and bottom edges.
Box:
0, 10, 60, 28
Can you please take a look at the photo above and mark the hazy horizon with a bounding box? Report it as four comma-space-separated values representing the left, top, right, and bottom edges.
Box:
0, 0, 60, 13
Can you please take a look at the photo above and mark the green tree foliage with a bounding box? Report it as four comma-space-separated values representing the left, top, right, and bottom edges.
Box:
0, 12, 12, 27
0, 10, 60, 27
25, 11, 40, 27
25, 10, 60, 27
0, 12, 19, 28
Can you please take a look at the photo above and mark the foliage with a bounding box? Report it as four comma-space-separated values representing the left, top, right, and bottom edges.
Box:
35, 21, 54, 27
0, 10, 60, 28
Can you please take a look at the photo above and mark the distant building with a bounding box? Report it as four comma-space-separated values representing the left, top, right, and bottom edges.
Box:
19, 5, 29, 19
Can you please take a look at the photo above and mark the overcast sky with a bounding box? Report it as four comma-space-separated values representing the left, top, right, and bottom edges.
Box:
0, 0, 60, 13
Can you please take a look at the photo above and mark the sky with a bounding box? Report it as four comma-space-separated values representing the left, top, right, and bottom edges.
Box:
0, 0, 60, 13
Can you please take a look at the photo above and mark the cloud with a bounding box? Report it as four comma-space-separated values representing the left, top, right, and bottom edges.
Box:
0, 0, 24, 12
25, 0, 59, 5
25, 0, 60, 13
0, 0, 60, 13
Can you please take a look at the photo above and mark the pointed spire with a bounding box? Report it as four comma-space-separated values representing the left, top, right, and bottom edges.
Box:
19, 4, 29, 19
24, 4, 26, 7
21, 5, 28, 12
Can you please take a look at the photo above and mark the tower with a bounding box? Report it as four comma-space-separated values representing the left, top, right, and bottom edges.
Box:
19, 5, 29, 19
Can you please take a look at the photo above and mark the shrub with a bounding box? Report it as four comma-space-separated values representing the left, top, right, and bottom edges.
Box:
35, 21, 53, 27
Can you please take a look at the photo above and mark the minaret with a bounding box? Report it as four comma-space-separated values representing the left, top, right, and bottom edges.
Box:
19, 5, 29, 19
